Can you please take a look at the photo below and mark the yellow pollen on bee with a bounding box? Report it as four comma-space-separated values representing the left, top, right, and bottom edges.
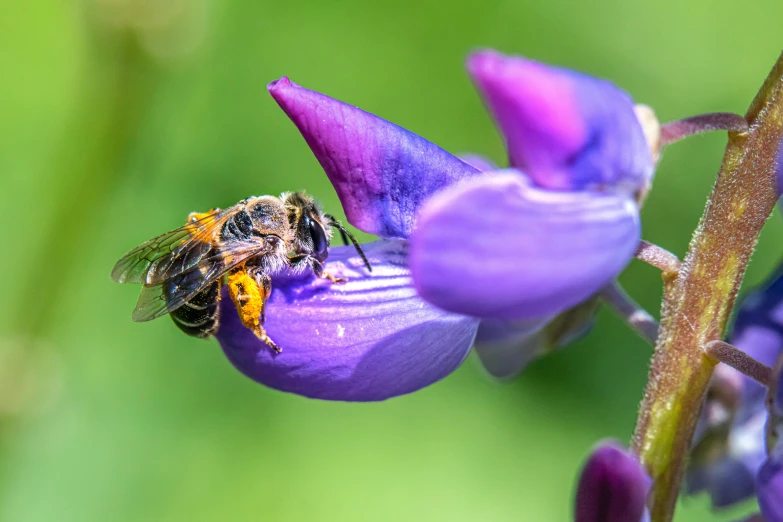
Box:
227, 269, 265, 331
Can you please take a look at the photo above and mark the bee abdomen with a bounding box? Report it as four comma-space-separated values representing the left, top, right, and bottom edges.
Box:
169, 281, 220, 339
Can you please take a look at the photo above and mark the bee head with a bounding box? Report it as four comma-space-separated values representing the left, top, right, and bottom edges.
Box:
283, 191, 333, 264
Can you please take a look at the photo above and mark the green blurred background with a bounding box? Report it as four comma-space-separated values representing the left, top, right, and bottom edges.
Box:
1, 1, 782, 520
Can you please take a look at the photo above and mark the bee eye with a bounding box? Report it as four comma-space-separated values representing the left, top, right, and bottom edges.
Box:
308, 217, 328, 256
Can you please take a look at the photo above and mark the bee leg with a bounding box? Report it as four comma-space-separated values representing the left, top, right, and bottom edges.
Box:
287, 255, 346, 284
227, 267, 281, 353
248, 269, 272, 324
287, 254, 311, 272
322, 272, 347, 284
312, 259, 347, 284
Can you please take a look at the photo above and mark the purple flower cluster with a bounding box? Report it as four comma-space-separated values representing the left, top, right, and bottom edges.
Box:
687, 266, 783, 520
217, 50, 658, 400
207, 47, 783, 520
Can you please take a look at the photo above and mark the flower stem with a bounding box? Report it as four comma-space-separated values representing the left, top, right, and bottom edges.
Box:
599, 282, 658, 344
660, 112, 749, 146
704, 340, 774, 386
635, 241, 681, 274
632, 53, 783, 522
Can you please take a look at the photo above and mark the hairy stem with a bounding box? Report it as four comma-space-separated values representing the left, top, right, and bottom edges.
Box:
632, 53, 783, 522
635, 241, 681, 274
661, 112, 749, 146
704, 340, 774, 386
599, 283, 658, 344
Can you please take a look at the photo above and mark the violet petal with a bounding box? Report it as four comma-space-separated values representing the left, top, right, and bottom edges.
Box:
758, 456, 783, 522
216, 240, 479, 401
473, 299, 597, 379
268, 77, 479, 239
409, 171, 640, 320
688, 456, 759, 508
467, 50, 653, 194
473, 317, 552, 379
575, 442, 651, 522
458, 153, 498, 172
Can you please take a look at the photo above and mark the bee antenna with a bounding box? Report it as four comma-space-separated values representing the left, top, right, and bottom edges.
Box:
326, 215, 372, 272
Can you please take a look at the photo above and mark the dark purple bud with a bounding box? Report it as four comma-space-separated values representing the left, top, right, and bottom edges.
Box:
575, 442, 651, 522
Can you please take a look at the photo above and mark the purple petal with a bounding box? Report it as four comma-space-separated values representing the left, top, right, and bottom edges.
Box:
409, 171, 640, 320
775, 361, 783, 420
474, 300, 597, 379
770, 351, 783, 421
467, 50, 653, 193
268, 77, 479, 239
758, 456, 783, 522
732, 268, 783, 369
734, 326, 783, 422
729, 267, 783, 424
473, 317, 551, 379
216, 240, 479, 401
768, 352, 783, 455
458, 153, 498, 172
688, 457, 759, 508
687, 401, 767, 508
575, 442, 651, 522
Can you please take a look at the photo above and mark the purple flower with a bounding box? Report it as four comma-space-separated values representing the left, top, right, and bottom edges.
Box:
410, 51, 654, 322
216, 50, 658, 399
473, 300, 598, 379
217, 240, 479, 402
466, 50, 655, 193
758, 353, 783, 522
687, 266, 783, 509
574, 441, 651, 522
411, 51, 656, 375
216, 77, 484, 401
268, 76, 478, 239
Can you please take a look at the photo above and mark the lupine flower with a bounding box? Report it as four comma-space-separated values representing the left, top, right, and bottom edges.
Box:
413, 51, 657, 376
687, 264, 783, 508
217, 240, 479, 401
217, 50, 659, 399
757, 352, 783, 521
219, 77, 483, 401
574, 441, 651, 522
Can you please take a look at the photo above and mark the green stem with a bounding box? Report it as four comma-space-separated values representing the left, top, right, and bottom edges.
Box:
632, 53, 783, 521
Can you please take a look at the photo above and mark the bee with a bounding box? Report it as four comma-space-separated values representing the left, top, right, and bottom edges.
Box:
111, 192, 370, 352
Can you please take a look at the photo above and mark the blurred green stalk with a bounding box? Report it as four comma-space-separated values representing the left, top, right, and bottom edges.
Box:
14, 28, 151, 337
1, 9, 157, 503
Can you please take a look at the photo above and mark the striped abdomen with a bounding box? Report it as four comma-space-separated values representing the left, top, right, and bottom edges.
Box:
165, 209, 258, 339
167, 278, 220, 338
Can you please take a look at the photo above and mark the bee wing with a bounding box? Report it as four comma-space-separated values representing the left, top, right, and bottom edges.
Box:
130, 239, 271, 322
132, 284, 178, 323
111, 208, 237, 285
